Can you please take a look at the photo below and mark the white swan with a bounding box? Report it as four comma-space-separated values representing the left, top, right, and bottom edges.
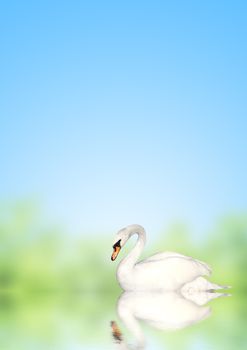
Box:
111, 224, 227, 292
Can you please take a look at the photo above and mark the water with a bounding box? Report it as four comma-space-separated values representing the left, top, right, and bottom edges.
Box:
0, 289, 245, 350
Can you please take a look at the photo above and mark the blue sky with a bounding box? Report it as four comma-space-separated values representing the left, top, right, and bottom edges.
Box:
1, 1, 247, 236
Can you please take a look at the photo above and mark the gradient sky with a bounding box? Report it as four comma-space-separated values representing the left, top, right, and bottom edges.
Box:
1, 1, 247, 237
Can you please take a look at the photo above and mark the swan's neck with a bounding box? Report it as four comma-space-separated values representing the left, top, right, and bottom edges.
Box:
120, 225, 146, 268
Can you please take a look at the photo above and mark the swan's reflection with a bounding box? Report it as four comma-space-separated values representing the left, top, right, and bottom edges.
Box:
111, 290, 228, 350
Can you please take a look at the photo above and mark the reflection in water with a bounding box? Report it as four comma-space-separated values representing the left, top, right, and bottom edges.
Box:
112, 290, 229, 350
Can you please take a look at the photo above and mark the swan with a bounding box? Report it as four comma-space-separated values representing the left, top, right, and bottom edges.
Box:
111, 224, 227, 292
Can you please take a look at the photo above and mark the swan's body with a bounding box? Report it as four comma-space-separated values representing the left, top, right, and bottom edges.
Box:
111, 224, 225, 292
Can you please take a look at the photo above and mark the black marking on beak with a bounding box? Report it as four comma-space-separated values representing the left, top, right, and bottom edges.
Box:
112, 239, 121, 249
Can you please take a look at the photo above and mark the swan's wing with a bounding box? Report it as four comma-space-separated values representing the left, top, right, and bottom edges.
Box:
141, 251, 188, 261
139, 251, 211, 276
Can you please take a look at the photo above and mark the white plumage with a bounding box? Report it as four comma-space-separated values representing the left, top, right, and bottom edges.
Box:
111, 224, 225, 292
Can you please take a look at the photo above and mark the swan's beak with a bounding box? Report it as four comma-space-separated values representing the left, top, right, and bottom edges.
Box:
111, 246, 121, 261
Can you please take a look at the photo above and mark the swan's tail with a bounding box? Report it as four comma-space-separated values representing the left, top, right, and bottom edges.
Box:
181, 289, 231, 306
206, 281, 232, 292
181, 277, 231, 305
181, 277, 231, 294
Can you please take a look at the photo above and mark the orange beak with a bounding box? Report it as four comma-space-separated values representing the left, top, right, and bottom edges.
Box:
111, 246, 121, 261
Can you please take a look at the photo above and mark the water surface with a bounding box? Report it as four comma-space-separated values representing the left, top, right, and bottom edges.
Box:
0, 289, 245, 350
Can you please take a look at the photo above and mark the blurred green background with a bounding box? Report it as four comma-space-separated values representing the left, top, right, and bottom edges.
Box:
0, 202, 246, 349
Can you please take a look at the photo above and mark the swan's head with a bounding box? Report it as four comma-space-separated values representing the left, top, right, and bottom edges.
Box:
111, 227, 128, 261
111, 224, 145, 261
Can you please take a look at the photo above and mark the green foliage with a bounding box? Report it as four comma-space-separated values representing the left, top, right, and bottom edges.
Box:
0, 202, 246, 349
1, 203, 246, 294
